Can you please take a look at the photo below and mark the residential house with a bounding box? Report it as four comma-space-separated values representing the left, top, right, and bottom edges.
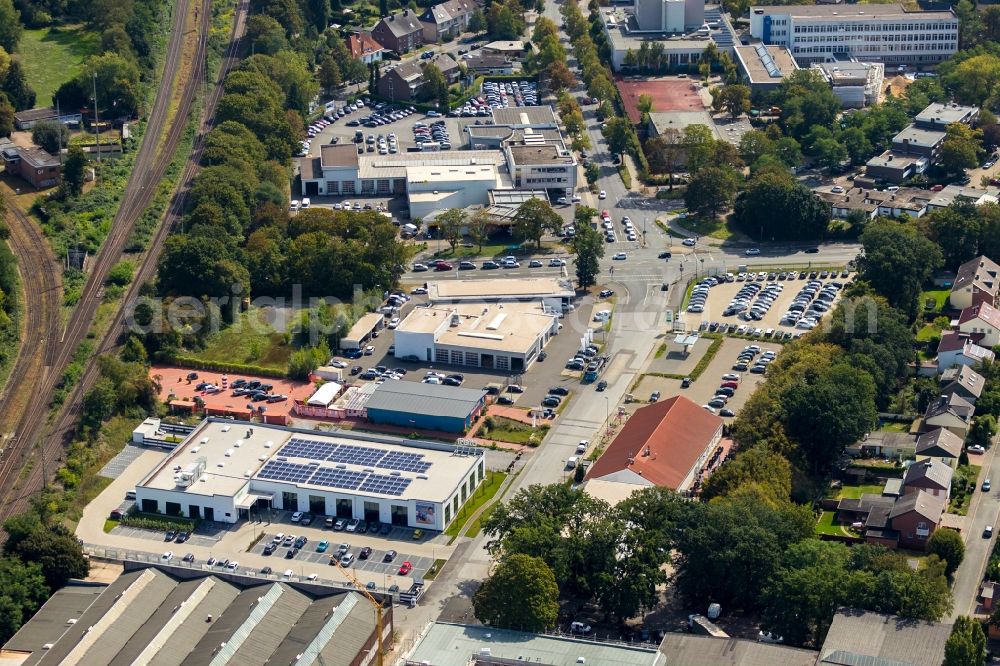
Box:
937, 332, 996, 373
848, 430, 916, 459
950, 255, 1000, 309
584, 395, 724, 495
868, 490, 946, 550
816, 186, 933, 220
419, 0, 477, 43
927, 185, 998, 212
914, 428, 963, 468
940, 365, 985, 404
1, 144, 61, 188
957, 301, 1000, 348
818, 608, 953, 666
371, 10, 425, 53
463, 55, 515, 75
347, 32, 385, 64
902, 458, 953, 500
922, 392, 975, 438
375, 54, 460, 103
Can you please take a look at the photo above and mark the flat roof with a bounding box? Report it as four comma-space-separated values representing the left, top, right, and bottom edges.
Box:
428, 277, 575, 302
408, 622, 664, 666
734, 44, 797, 83
813, 60, 880, 82
751, 4, 955, 19
490, 105, 558, 127
648, 111, 720, 139
321, 143, 360, 169
604, 8, 721, 51
344, 312, 384, 343
508, 143, 575, 166
915, 102, 978, 126
866, 151, 925, 169
406, 163, 500, 184
893, 125, 945, 148
139, 419, 483, 504
396, 302, 557, 354
365, 381, 486, 419
358, 150, 504, 180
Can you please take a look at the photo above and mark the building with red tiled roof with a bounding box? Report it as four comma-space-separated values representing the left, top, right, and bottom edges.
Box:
347, 32, 385, 64
957, 301, 1000, 348
584, 395, 723, 494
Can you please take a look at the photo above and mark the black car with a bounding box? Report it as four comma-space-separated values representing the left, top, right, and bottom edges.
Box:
481, 260, 500, 269
542, 396, 561, 407
263, 543, 276, 555
286, 547, 299, 559
538, 351, 547, 361
350, 365, 363, 375
359, 546, 373, 560
681, 377, 691, 388
549, 386, 570, 396
599, 289, 614, 298
804, 247, 819, 254
658, 251, 672, 259
175, 531, 190, 544
384, 549, 397, 563
497, 396, 514, 405
596, 380, 608, 391
261, 566, 273, 574
231, 379, 247, 388
443, 377, 462, 386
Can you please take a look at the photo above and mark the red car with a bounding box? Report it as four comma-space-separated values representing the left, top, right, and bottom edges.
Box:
398, 561, 413, 575
434, 262, 453, 271
601, 210, 611, 219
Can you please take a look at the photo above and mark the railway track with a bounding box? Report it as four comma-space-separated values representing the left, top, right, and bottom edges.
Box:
0, 200, 62, 425
0, 0, 228, 519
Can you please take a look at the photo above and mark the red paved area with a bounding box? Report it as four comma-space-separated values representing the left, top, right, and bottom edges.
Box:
151, 365, 315, 423
616, 76, 707, 124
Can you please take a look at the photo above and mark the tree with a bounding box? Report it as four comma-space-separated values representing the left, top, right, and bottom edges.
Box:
3, 60, 35, 110
968, 415, 998, 450
940, 122, 982, 176
646, 129, 683, 187
637, 93, 654, 115
777, 70, 840, 141
700, 445, 791, 502
0, 92, 13, 137
783, 363, 877, 475
603, 117, 631, 157
6, 525, 89, 591
245, 15, 287, 54
468, 7, 486, 33
858, 219, 943, 319
0, 556, 48, 644
318, 55, 342, 95
435, 208, 466, 252
919, 201, 982, 271
546, 60, 575, 92
31, 119, 68, 154
514, 198, 562, 250
0, 0, 21, 52
943, 54, 1000, 107
419, 62, 449, 110
62, 145, 87, 197
467, 208, 492, 252
571, 223, 603, 288
685, 166, 739, 219
944, 616, 986, 666
813, 137, 848, 171
928, 529, 965, 577
473, 554, 559, 631
711, 84, 751, 118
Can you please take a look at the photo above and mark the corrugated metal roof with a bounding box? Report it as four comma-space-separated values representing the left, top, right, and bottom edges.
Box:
366, 382, 486, 420
657, 634, 818, 666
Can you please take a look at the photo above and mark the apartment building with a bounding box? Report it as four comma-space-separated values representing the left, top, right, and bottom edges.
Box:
504, 135, 577, 193
749, 4, 958, 66
419, 0, 478, 43
371, 10, 425, 53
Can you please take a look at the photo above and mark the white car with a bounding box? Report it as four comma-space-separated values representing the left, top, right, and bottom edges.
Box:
290, 200, 301, 212
745, 248, 761, 256
423, 376, 442, 384
682, 238, 696, 247
329, 360, 348, 369
598, 190, 607, 199
830, 185, 845, 194
411, 287, 428, 294
307, 573, 319, 581
612, 252, 626, 260
226, 561, 239, 571
364, 345, 375, 355
571, 195, 582, 203
388, 317, 401, 329
593, 310, 612, 322
291, 511, 304, 522
301, 197, 311, 208
284, 569, 294, 578
161, 551, 173, 562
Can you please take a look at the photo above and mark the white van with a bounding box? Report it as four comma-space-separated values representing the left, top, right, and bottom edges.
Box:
301, 197, 311, 209
565, 456, 579, 469
290, 200, 301, 212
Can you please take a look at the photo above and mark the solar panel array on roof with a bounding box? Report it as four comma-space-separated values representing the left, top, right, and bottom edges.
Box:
327, 443, 386, 467
359, 474, 412, 496
257, 460, 316, 483
377, 451, 433, 474
280, 438, 339, 460
310, 467, 368, 490
755, 44, 782, 78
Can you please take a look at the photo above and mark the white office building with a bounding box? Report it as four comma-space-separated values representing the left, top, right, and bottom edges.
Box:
749, 4, 958, 66
134, 418, 485, 531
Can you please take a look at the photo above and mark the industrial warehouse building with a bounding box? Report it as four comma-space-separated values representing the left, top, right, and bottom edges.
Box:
426, 277, 575, 310
393, 301, 560, 372
2, 568, 389, 666
365, 381, 487, 432
134, 418, 485, 531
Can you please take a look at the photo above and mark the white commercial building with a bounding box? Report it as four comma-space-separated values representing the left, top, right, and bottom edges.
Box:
811, 60, 885, 108
393, 302, 559, 372
134, 418, 485, 530
602, 5, 738, 71
426, 277, 576, 311
749, 4, 958, 66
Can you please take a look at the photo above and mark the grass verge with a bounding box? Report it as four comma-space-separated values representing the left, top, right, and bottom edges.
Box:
478, 416, 548, 446
921, 289, 950, 313
445, 470, 507, 541
183, 307, 293, 372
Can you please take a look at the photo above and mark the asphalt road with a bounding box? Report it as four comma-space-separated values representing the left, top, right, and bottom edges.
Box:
950, 440, 1000, 619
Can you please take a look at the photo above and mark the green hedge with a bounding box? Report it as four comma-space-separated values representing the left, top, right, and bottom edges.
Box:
618, 164, 632, 189
155, 352, 289, 378
120, 513, 196, 532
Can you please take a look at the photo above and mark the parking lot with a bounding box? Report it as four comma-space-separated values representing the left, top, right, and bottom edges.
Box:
685, 269, 852, 337
634, 338, 783, 420
247, 526, 435, 586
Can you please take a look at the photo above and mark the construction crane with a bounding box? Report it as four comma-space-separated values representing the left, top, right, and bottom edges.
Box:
334, 558, 385, 666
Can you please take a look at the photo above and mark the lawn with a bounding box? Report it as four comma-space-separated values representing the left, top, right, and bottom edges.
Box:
478, 416, 549, 446
916, 324, 943, 342
921, 289, 950, 314
949, 463, 982, 516
674, 214, 736, 241
816, 511, 853, 536
825, 483, 885, 500
15, 26, 100, 107
184, 308, 292, 372
444, 470, 507, 540
878, 421, 913, 433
